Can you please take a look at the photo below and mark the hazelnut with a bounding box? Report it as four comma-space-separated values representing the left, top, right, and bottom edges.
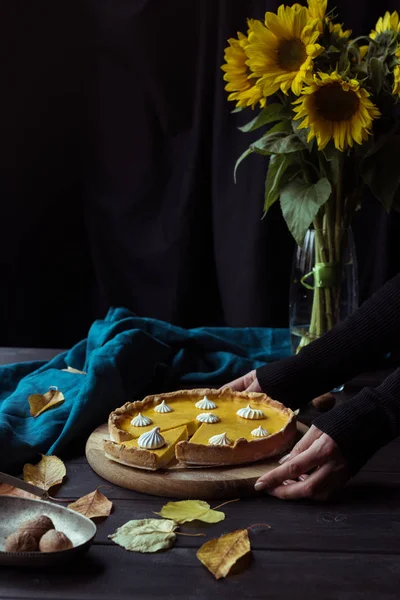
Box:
5, 531, 38, 552
39, 529, 73, 552
312, 393, 336, 412
17, 515, 55, 543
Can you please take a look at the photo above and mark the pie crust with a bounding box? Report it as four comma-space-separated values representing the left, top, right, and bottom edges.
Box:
105, 388, 296, 470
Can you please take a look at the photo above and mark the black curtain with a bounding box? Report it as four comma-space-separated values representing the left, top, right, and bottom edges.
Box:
3, 0, 400, 348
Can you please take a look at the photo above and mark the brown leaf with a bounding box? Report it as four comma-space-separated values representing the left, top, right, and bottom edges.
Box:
196, 529, 251, 579
61, 366, 87, 374
0, 483, 37, 500
23, 455, 66, 491
67, 489, 112, 519
28, 389, 65, 417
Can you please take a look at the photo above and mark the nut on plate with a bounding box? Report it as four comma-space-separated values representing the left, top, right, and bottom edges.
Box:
39, 529, 73, 552
5, 531, 38, 552
17, 515, 55, 543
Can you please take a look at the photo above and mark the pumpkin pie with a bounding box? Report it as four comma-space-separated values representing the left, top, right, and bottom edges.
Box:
104, 388, 296, 470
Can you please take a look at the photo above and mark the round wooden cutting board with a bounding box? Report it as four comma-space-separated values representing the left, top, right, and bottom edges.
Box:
85, 422, 308, 500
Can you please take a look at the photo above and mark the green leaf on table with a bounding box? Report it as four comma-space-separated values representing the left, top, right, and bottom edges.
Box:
108, 518, 178, 553
238, 104, 288, 132
252, 133, 304, 155
155, 500, 225, 524
280, 178, 332, 246
264, 154, 300, 216
361, 134, 400, 212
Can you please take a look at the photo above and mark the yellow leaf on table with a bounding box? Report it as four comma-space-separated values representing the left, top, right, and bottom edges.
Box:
68, 490, 112, 519
0, 483, 37, 500
23, 455, 66, 491
109, 518, 178, 553
28, 389, 65, 417
196, 529, 251, 579
155, 500, 225, 524
61, 366, 87, 374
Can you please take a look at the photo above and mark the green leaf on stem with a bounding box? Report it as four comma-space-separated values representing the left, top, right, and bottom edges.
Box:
361, 134, 400, 212
264, 155, 299, 216
238, 104, 288, 132
234, 147, 253, 183
280, 178, 332, 246
292, 119, 313, 152
251, 133, 304, 155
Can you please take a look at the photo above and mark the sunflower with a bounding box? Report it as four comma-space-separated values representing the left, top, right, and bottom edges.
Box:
221, 32, 266, 109
293, 72, 381, 151
370, 11, 400, 96
245, 5, 323, 97
370, 10, 400, 39
307, 0, 350, 38
328, 20, 351, 40
394, 47, 400, 95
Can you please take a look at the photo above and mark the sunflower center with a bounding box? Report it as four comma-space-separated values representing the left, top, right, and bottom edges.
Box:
277, 39, 307, 71
314, 83, 360, 122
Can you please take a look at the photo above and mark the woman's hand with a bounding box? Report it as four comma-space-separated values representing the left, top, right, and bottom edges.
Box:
221, 369, 262, 392
254, 425, 350, 500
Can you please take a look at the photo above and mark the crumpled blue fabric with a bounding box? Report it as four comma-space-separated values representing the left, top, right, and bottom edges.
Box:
0, 308, 290, 473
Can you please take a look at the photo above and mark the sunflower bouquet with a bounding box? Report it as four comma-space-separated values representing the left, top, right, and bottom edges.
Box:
222, 0, 400, 350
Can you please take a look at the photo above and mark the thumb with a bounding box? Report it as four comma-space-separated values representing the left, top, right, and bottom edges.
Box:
245, 378, 262, 392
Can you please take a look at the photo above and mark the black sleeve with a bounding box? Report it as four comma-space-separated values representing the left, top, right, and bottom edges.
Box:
313, 367, 400, 473
256, 273, 400, 408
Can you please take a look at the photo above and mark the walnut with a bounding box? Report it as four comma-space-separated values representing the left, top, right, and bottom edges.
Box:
5, 531, 38, 552
17, 515, 55, 543
39, 529, 73, 552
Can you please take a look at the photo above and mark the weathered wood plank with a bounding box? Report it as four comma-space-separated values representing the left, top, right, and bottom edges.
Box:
0, 546, 399, 600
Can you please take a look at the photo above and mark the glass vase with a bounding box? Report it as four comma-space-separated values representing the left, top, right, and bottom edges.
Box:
289, 227, 359, 359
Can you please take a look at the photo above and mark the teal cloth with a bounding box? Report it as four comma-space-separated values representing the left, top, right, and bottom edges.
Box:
0, 308, 290, 473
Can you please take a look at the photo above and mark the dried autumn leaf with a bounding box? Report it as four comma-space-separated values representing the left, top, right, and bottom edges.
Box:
155, 500, 225, 524
0, 483, 37, 500
28, 389, 65, 417
109, 518, 178, 553
67, 489, 112, 519
23, 455, 66, 491
197, 529, 251, 579
61, 366, 86, 374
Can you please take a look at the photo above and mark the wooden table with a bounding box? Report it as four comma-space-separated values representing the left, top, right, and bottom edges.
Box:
1, 348, 399, 599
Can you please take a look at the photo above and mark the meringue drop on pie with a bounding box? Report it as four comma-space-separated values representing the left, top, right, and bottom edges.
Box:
137, 427, 165, 449
105, 388, 297, 470
251, 425, 270, 438
195, 396, 217, 410
154, 400, 173, 413
130, 413, 152, 427
236, 404, 265, 420
196, 412, 220, 424
208, 432, 232, 446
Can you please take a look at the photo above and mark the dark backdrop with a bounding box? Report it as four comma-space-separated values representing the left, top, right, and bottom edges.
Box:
2, 0, 400, 348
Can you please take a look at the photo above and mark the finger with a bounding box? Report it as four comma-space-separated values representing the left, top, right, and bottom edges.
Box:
245, 378, 262, 393
220, 370, 256, 392
255, 437, 328, 491
277, 425, 323, 467
267, 462, 339, 500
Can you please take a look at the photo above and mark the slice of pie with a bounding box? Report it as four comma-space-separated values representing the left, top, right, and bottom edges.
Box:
104, 425, 189, 470
105, 388, 296, 470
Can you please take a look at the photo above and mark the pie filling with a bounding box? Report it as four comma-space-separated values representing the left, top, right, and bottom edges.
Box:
110, 393, 292, 468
